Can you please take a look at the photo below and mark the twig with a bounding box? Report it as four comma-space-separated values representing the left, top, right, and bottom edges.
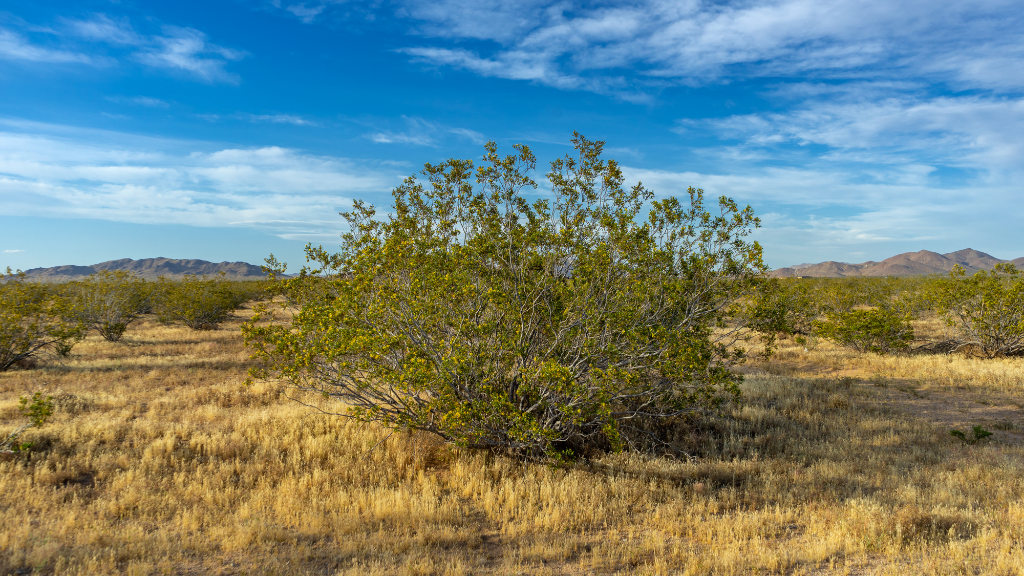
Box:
364, 431, 394, 457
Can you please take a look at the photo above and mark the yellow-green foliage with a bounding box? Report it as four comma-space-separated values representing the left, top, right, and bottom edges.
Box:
0, 269, 85, 371
0, 391, 53, 452
244, 134, 767, 461
66, 270, 152, 342
931, 264, 1024, 358
760, 276, 941, 355
156, 274, 250, 331
815, 308, 915, 354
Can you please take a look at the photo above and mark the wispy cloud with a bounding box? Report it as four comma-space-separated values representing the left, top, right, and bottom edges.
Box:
286, 3, 328, 24
0, 28, 92, 63
196, 112, 317, 126
2, 15, 246, 83
621, 163, 1023, 267
128, 96, 169, 108
3, 249, 25, 253
359, 0, 1024, 101
64, 14, 140, 45
132, 25, 247, 83
243, 113, 315, 126
270, 1, 368, 24
363, 116, 486, 146
447, 127, 486, 145
0, 121, 401, 237
367, 131, 435, 146
690, 91, 1024, 171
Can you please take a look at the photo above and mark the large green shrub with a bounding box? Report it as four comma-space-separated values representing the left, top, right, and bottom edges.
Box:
69, 271, 151, 342
244, 134, 766, 460
749, 278, 816, 337
931, 264, 1024, 358
815, 308, 915, 354
157, 274, 245, 330
0, 270, 85, 371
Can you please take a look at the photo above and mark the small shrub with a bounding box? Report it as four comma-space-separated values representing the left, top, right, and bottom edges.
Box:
950, 425, 992, 444
815, 308, 915, 354
1, 392, 54, 453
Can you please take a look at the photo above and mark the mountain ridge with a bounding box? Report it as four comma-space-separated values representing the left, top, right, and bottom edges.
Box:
22, 257, 268, 281
771, 249, 1024, 278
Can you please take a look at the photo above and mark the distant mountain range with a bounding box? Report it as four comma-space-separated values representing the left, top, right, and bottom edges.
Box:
23, 258, 268, 281
771, 248, 1024, 278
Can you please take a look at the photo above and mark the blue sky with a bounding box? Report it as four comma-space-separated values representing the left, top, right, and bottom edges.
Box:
1, 0, 1022, 271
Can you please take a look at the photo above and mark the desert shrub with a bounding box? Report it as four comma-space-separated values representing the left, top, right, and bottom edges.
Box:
225, 280, 270, 307
815, 308, 915, 354
0, 270, 86, 371
750, 278, 816, 337
0, 392, 54, 453
930, 263, 1024, 358
157, 274, 244, 330
68, 271, 151, 342
243, 134, 766, 461
812, 278, 868, 315
950, 425, 992, 444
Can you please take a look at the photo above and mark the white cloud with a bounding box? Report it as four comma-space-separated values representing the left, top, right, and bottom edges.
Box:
447, 127, 486, 145
2, 15, 246, 83
243, 113, 315, 126
0, 122, 401, 237
382, 0, 1024, 99
363, 116, 485, 146
621, 163, 1024, 267
694, 93, 1024, 171
134, 26, 246, 83
367, 132, 434, 145
65, 14, 141, 45
286, 3, 327, 23
129, 96, 170, 108
3, 249, 25, 253
0, 28, 92, 63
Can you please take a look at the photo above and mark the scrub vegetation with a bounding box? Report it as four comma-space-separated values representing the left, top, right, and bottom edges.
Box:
2, 137, 1023, 574
1, 308, 1023, 575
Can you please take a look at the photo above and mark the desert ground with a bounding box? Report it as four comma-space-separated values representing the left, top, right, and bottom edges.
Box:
1, 306, 1023, 575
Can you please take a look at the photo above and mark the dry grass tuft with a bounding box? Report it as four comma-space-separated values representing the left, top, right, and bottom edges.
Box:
1, 307, 1023, 574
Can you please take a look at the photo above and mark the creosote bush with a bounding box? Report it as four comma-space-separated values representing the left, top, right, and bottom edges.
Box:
931, 263, 1024, 358
68, 270, 152, 342
815, 308, 915, 354
0, 269, 85, 371
157, 274, 246, 330
244, 133, 767, 460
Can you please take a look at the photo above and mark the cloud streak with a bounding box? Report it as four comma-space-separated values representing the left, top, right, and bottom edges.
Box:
0, 122, 401, 237
363, 116, 487, 147
2, 14, 246, 83
0, 28, 92, 63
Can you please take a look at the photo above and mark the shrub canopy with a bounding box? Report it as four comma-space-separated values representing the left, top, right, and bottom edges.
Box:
244, 134, 767, 460
931, 263, 1024, 358
157, 274, 248, 330
68, 270, 151, 342
0, 270, 84, 371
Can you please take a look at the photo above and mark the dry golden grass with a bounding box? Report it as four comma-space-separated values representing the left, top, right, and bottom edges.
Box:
2, 307, 1023, 575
